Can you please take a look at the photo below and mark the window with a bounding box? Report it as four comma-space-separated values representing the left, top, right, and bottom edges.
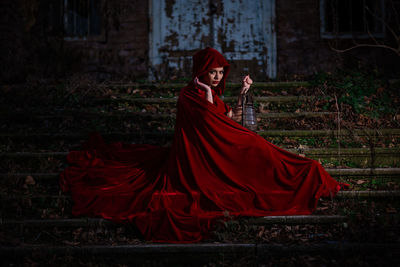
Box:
63, 0, 102, 39
320, 0, 385, 38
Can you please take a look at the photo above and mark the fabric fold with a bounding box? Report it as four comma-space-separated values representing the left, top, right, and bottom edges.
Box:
60, 47, 347, 243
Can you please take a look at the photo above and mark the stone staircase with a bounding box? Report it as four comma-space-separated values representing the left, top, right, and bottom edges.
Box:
1, 81, 399, 266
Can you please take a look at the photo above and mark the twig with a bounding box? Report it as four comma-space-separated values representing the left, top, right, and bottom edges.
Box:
334, 94, 341, 179
365, 6, 398, 43
331, 43, 400, 56
329, 2, 400, 57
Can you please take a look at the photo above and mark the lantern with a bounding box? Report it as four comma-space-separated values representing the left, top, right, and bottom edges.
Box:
232, 92, 257, 131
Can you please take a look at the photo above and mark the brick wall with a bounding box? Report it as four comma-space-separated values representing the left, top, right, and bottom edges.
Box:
0, 0, 150, 83
1, 0, 398, 83
0, 0, 27, 83
64, 0, 149, 80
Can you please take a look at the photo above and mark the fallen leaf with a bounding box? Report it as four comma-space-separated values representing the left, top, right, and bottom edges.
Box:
63, 240, 80, 246
270, 231, 278, 238
25, 176, 35, 185
257, 229, 264, 238
299, 144, 308, 150
386, 207, 397, 214
263, 90, 274, 96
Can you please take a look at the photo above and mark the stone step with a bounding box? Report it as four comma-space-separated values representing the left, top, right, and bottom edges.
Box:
2, 168, 400, 181
0, 243, 398, 261
0, 191, 398, 221
100, 81, 310, 90
2, 173, 399, 196
2, 191, 399, 200
0, 148, 400, 172
1, 95, 330, 130
92, 81, 311, 99
1, 130, 398, 153
94, 95, 314, 104
2, 147, 398, 160
92, 95, 326, 114
0, 215, 347, 227
1, 128, 399, 139
9, 148, 396, 158
0, 119, 342, 135
1, 110, 335, 120
0, 109, 337, 133
2, 148, 399, 170
0, 191, 357, 223
91, 78, 394, 95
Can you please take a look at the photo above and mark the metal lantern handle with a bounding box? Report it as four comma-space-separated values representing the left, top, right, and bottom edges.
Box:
241, 92, 247, 127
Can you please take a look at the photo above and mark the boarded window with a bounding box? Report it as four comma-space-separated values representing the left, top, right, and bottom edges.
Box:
321, 0, 385, 38
149, 0, 277, 80
64, 0, 102, 37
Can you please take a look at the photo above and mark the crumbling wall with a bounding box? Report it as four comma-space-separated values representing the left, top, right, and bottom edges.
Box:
56, 0, 150, 81
276, 0, 340, 78
0, 0, 149, 83
276, 0, 400, 79
0, 0, 30, 83
2, 0, 398, 84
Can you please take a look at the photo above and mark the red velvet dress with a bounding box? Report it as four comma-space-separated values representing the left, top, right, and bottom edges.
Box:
61, 47, 346, 243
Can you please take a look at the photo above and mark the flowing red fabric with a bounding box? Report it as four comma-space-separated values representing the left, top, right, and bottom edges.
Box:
61, 47, 347, 243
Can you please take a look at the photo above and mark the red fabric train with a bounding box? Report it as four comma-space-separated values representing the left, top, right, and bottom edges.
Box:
60, 47, 347, 243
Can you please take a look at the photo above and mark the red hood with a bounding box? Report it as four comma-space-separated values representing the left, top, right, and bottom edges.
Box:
192, 47, 230, 96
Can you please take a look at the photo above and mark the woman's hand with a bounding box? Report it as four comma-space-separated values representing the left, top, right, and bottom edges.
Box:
194, 77, 213, 103
194, 77, 211, 92
240, 75, 253, 95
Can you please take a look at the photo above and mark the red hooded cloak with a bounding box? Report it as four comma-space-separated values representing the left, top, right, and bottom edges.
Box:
61, 47, 346, 243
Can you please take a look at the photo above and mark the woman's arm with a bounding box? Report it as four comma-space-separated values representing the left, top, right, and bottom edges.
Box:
227, 109, 233, 118
229, 75, 253, 121
240, 75, 253, 95
194, 77, 213, 104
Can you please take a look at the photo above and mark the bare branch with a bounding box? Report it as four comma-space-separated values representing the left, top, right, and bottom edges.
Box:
388, 0, 400, 34
365, 22, 383, 46
365, 6, 398, 42
331, 43, 400, 56
329, 1, 400, 57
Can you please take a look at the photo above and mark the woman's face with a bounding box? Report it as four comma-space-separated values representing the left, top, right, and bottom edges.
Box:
203, 67, 224, 88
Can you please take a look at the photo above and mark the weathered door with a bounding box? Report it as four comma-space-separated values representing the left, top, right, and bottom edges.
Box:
149, 0, 276, 81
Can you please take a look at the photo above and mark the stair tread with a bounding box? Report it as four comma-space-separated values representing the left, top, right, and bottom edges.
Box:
0, 111, 336, 119
1, 128, 400, 137
1, 190, 400, 198
2, 168, 400, 178
0, 242, 398, 254
1, 215, 347, 225
2, 147, 400, 157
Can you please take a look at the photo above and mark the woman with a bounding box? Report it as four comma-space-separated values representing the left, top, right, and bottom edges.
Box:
61, 47, 347, 243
